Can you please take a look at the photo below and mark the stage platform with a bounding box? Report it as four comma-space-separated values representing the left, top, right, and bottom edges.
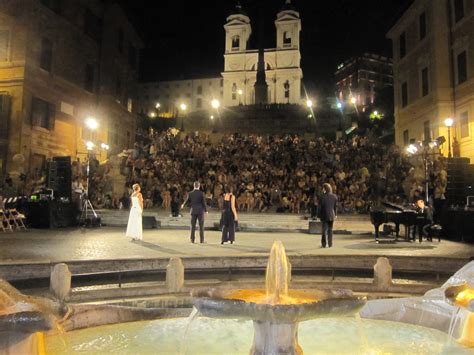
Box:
98, 209, 372, 234
0, 226, 473, 282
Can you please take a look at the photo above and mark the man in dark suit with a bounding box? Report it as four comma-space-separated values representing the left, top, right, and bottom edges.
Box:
181, 181, 208, 243
318, 183, 338, 248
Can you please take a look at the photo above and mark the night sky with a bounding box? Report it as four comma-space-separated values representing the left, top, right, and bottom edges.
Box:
124, 0, 411, 95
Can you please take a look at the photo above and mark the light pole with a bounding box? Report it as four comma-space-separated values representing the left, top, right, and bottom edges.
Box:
179, 103, 187, 131
211, 99, 220, 132
444, 117, 454, 158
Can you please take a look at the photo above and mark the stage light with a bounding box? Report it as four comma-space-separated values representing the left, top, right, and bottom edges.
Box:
435, 136, 446, 146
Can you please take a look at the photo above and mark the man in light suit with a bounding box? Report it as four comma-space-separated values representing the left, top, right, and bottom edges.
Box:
181, 181, 208, 243
318, 183, 338, 248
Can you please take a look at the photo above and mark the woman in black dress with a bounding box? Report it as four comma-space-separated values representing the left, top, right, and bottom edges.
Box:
221, 185, 238, 244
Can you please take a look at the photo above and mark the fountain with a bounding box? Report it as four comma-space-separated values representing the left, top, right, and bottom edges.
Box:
192, 241, 366, 354
0, 279, 65, 354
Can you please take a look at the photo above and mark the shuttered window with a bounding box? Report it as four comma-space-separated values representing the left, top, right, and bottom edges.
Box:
31, 97, 55, 130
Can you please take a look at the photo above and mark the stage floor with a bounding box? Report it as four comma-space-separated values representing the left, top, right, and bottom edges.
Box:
0, 226, 473, 264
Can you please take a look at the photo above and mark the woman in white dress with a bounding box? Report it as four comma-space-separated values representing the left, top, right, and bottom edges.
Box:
126, 184, 144, 241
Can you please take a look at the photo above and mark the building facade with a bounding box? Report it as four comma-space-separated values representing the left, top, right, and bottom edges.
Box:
137, 0, 303, 118
387, 0, 474, 160
138, 78, 224, 117
0, 0, 142, 177
335, 53, 393, 112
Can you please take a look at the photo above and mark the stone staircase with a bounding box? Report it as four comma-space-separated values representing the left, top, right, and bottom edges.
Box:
97, 209, 373, 234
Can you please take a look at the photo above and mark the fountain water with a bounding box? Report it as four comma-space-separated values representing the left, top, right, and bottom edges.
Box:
192, 241, 366, 354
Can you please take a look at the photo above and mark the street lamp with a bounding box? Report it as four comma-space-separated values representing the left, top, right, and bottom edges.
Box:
210, 115, 214, 120
85, 117, 98, 130
86, 141, 95, 151
306, 99, 313, 108
179, 103, 187, 131
237, 89, 243, 105
211, 99, 220, 109
444, 117, 454, 158
350, 97, 357, 105
155, 102, 161, 109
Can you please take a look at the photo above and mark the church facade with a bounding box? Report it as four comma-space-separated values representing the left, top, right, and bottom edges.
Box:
222, 1, 303, 107
138, 0, 303, 116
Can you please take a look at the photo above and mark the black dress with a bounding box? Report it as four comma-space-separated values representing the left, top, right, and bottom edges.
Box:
221, 195, 235, 243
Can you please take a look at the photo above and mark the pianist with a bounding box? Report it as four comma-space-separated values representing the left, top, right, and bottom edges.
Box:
414, 199, 434, 242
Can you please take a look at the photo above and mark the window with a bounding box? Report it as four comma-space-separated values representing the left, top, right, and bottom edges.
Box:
128, 43, 136, 68
453, 0, 464, 23
231, 36, 240, 50
423, 120, 431, 142
84, 64, 94, 92
284, 80, 290, 99
31, 97, 55, 130
197, 86, 202, 94
40, 0, 61, 14
232, 83, 237, 100
457, 51, 467, 84
0, 95, 11, 140
460, 111, 469, 138
401, 81, 408, 107
84, 8, 102, 42
40, 38, 53, 72
419, 12, 426, 40
0, 31, 9, 62
421, 67, 429, 97
399, 32, 406, 59
283, 31, 292, 47
403, 129, 409, 146
196, 98, 202, 109
118, 28, 124, 53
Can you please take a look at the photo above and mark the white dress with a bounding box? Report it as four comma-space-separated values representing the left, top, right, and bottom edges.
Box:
126, 195, 143, 240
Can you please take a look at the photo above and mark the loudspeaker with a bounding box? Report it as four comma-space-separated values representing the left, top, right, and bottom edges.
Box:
143, 216, 157, 229
47, 156, 72, 200
308, 220, 321, 234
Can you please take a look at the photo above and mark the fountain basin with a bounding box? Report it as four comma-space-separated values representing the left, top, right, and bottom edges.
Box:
192, 288, 366, 323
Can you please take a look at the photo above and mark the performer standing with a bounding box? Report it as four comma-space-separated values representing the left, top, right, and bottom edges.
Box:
126, 183, 144, 241
181, 181, 208, 243
318, 183, 338, 248
221, 186, 238, 245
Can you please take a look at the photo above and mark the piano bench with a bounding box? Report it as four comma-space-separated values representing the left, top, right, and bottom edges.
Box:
382, 224, 397, 236
427, 224, 442, 242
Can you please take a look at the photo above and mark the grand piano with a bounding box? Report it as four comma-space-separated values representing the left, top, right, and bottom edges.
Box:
370, 201, 419, 242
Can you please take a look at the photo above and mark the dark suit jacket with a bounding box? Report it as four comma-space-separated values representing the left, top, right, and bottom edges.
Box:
184, 189, 207, 215
318, 192, 338, 222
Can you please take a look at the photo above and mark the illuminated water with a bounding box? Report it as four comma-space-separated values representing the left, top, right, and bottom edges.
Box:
45, 317, 472, 354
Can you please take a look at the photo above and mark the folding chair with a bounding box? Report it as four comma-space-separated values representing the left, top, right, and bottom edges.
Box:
0, 209, 13, 232
8, 209, 27, 230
